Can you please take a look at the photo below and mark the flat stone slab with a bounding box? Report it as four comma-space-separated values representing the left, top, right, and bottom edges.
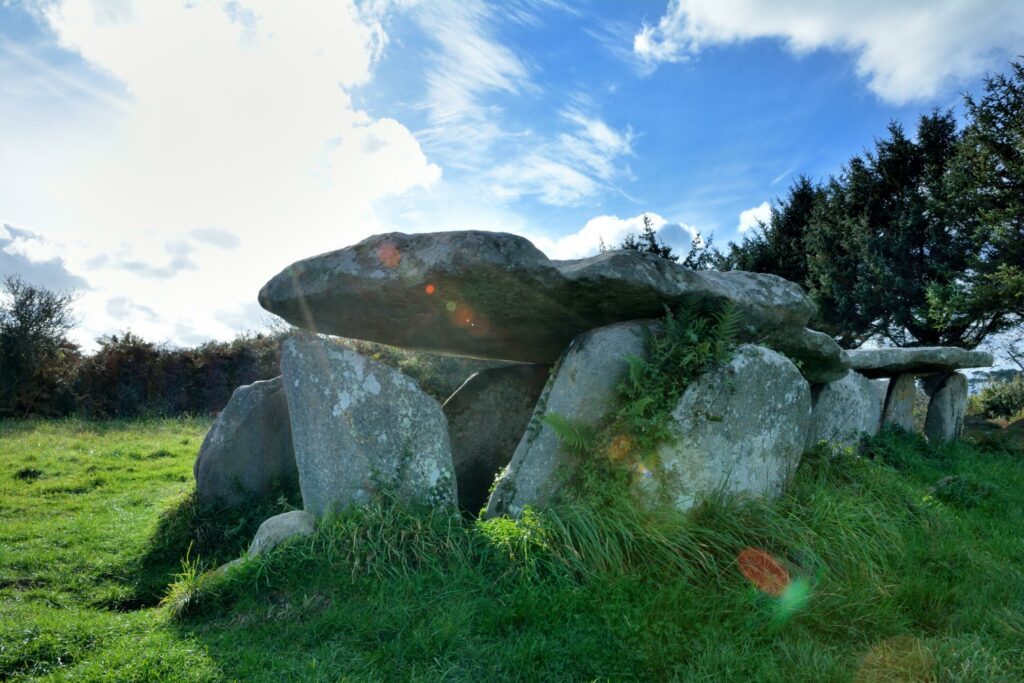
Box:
486, 321, 649, 518
847, 347, 993, 378
444, 364, 550, 515
259, 231, 816, 365
923, 372, 968, 443
806, 370, 880, 449
648, 345, 811, 511
281, 333, 457, 517
193, 376, 298, 508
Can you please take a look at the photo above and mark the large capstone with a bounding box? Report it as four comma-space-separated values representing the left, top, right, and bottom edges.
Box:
806, 370, 881, 449
443, 364, 550, 515
193, 376, 298, 508
647, 345, 811, 511
923, 372, 968, 442
881, 373, 918, 431
485, 321, 650, 518
259, 231, 817, 365
281, 333, 457, 517
847, 347, 993, 378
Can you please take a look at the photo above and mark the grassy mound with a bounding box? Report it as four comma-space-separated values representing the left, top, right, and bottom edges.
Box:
2, 419, 1023, 681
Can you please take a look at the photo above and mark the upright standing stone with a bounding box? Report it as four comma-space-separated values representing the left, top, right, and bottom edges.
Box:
281, 333, 457, 517
485, 321, 650, 518
806, 370, 881, 449
649, 345, 812, 511
872, 378, 890, 421
194, 376, 298, 508
443, 364, 550, 514
923, 372, 968, 442
881, 373, 917, 431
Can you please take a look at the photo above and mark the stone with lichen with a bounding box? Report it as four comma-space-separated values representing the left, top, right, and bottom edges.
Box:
281, 332, 457, 517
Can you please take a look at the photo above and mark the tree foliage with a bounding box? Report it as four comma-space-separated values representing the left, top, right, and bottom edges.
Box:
0, 276, 78, 416
722, 60, 1024, 348
618, 214, 718, 270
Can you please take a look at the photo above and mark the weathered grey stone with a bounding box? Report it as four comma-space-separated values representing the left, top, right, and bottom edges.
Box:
259, 231, 815, 365
806, 370, 881, 449
881, 373, 917, 431
847, 347, 993, 378
193, 376, 298, 508
872, 378, 890, 416
281, 333, 457, 517
249, 510, 316, 556
443, 364, 550, 514
647, 345, 812, 511
923, 372, 968, 442
766, 327, 850, 384
485, 321, 650, 518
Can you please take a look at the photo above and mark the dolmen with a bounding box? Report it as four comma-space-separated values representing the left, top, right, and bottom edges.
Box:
194, 231, 994, 544
847, 348, 991, 442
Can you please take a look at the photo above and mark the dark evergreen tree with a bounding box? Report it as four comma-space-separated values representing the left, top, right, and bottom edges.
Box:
722, 63, 1024, 350
722, 175, 823, 288
620, 214, 678, 261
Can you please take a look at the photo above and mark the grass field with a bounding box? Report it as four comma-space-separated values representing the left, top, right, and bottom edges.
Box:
1, 418, 1023, 681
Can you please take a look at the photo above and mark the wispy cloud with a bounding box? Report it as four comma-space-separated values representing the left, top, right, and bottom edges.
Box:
770, 166, 796, 186
413, 0, 531, 161
486, 108, 635, 207
410, 1, 635, 207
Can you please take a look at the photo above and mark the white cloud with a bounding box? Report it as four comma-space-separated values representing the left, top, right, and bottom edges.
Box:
1, 0, 441, 347
486, 109, 635, 207
0, 221, 90, 291
410, 2, 633, 207
412, 0, 531, 161
634, 0, 1024, 103
531, 213, 699, 260
737, 201, 770, 233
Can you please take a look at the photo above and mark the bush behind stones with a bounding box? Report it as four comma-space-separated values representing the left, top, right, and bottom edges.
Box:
973, 377, 1024, 420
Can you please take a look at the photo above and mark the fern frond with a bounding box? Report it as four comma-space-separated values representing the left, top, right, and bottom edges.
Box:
712, 300, 741, 358
543, 412, 596, 454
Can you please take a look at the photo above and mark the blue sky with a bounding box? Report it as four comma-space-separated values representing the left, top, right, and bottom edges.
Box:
1, 0, 1022, 348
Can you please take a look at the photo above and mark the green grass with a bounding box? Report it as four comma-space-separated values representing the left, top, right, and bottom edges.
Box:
1, 419, 1023, 681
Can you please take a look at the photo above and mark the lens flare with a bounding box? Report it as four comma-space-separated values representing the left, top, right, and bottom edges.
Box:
376, 242, 401, 268
607, 434, 633, 462
424, 284, 436, 295
737, 547, 790, 597
453, 306, 473, 327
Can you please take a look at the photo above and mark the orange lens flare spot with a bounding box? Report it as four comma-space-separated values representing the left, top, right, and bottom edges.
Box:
424, 284, 436, 295
737, 548, 790, 597
454, 306, 473, 326
607, 434, 633, 462
377, 242, 401, 268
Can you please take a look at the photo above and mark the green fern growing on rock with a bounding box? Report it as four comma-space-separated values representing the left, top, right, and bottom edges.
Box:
544, 301, 740, 505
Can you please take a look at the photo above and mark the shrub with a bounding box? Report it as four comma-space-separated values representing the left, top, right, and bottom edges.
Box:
974, 377, 1024, 420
